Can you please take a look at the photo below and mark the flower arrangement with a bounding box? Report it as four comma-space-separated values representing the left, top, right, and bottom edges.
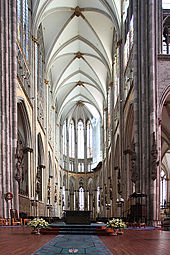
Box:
105, 218, 126, 231
27, 218, 49, 234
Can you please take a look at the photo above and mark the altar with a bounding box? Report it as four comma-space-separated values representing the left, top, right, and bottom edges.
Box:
64, 210, 92, 225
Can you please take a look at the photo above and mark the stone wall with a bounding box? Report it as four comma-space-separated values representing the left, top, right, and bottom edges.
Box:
158, 55, 170, 108
38, 202, 45, 217
19, 196, 30, 216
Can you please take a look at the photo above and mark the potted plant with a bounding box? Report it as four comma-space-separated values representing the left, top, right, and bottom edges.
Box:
27, 218, 49, 234
105, 218, 126, 235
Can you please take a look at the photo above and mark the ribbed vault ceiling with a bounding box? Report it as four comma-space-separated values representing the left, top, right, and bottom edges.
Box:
32, 0, 121, 123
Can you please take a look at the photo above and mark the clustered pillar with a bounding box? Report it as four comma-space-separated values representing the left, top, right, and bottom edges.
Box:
0, 0, 18, 218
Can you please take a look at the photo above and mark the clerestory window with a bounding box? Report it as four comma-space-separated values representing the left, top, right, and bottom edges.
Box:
78, 120, 84, 159
87, 120, 93, 158
69, 120, 75, 158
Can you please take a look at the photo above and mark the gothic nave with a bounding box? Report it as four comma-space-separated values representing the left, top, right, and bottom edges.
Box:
0, 0, 170, 250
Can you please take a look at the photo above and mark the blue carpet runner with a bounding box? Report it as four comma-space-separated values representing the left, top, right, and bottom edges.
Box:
32, 235, 113, 255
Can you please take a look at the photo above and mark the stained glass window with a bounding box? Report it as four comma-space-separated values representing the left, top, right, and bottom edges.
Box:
160, 170, 167, 208
36, 44, 39, 85
88, 162, 92, 172
39, 54, 43, 97
97, 187, 100, 213
78, 120, 84, 159
87, 120, 92, 158
26, 0, 29, 60
17, 0, 21, 41
63, 121, 67, 155
69, 161, 74, 172
23, 0, 26, 55
114, 46, 119, 106
69, 120, 75, 158
79, 187, 84, 211
78, 162, 84, 172
62, 186, 66, 210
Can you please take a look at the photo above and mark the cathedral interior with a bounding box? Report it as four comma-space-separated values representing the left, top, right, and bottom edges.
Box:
0, 0, 170, 229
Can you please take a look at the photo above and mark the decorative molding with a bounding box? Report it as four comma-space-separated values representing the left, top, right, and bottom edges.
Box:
76, 81, 84, 87
123, 147, 132, 155
158, 54, 170, 60
44, 79, 49, 85
131, 143, 138, 183
74, 51, 84, 59
68, 172, 94, 179
117, 39, 122, 48
23, 147, 33, 153
39, 164, 46, 169
32, 35, 39, 45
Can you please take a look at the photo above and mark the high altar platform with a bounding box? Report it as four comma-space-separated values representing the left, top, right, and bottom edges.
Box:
40, 222, 112, 235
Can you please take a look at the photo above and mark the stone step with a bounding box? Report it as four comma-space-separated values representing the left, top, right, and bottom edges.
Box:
59, 231, 97, 235
40, 224, 113, 236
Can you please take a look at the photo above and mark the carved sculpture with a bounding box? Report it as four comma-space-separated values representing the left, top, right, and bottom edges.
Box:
151, 132, 158, 180
15, 139, 24, 182
131, 143, 138, 183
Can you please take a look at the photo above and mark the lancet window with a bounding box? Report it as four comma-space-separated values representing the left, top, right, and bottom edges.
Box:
69, 120, 75, 158
79, 187, 84, 211
160, 169, 167, 208
63, 121, 67, 155
17, 0, 30, 61
78, 120, 84, 159
87, 120, 93, 158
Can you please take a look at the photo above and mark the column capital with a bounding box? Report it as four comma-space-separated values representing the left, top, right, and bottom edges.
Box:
39, 164, 46, 169
23, 147, 33, 153
32, 35, 39, 45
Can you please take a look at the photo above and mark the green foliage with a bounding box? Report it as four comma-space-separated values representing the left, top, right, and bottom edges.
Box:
27, 218, 49, 230
105, 218, 126, 230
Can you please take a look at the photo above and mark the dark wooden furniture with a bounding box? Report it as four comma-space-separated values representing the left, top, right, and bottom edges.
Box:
10, 209, 22, 226
128, 192, 147, 223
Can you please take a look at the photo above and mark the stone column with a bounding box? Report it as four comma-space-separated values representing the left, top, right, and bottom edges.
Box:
70, 192, 74, 210
89, 193, 93, 211
66, 120, 69, 169
0, 0, 18, 218
132, 0, 159, 224
32, 34, 38, 202
84, 122, 87, 172
93, 188, 97, 220
75, 189, 79, 210
75, 122, 78, 172
84, 188, 88, 210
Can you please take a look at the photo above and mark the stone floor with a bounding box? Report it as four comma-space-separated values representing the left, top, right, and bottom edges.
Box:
1, 226, 170, 255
